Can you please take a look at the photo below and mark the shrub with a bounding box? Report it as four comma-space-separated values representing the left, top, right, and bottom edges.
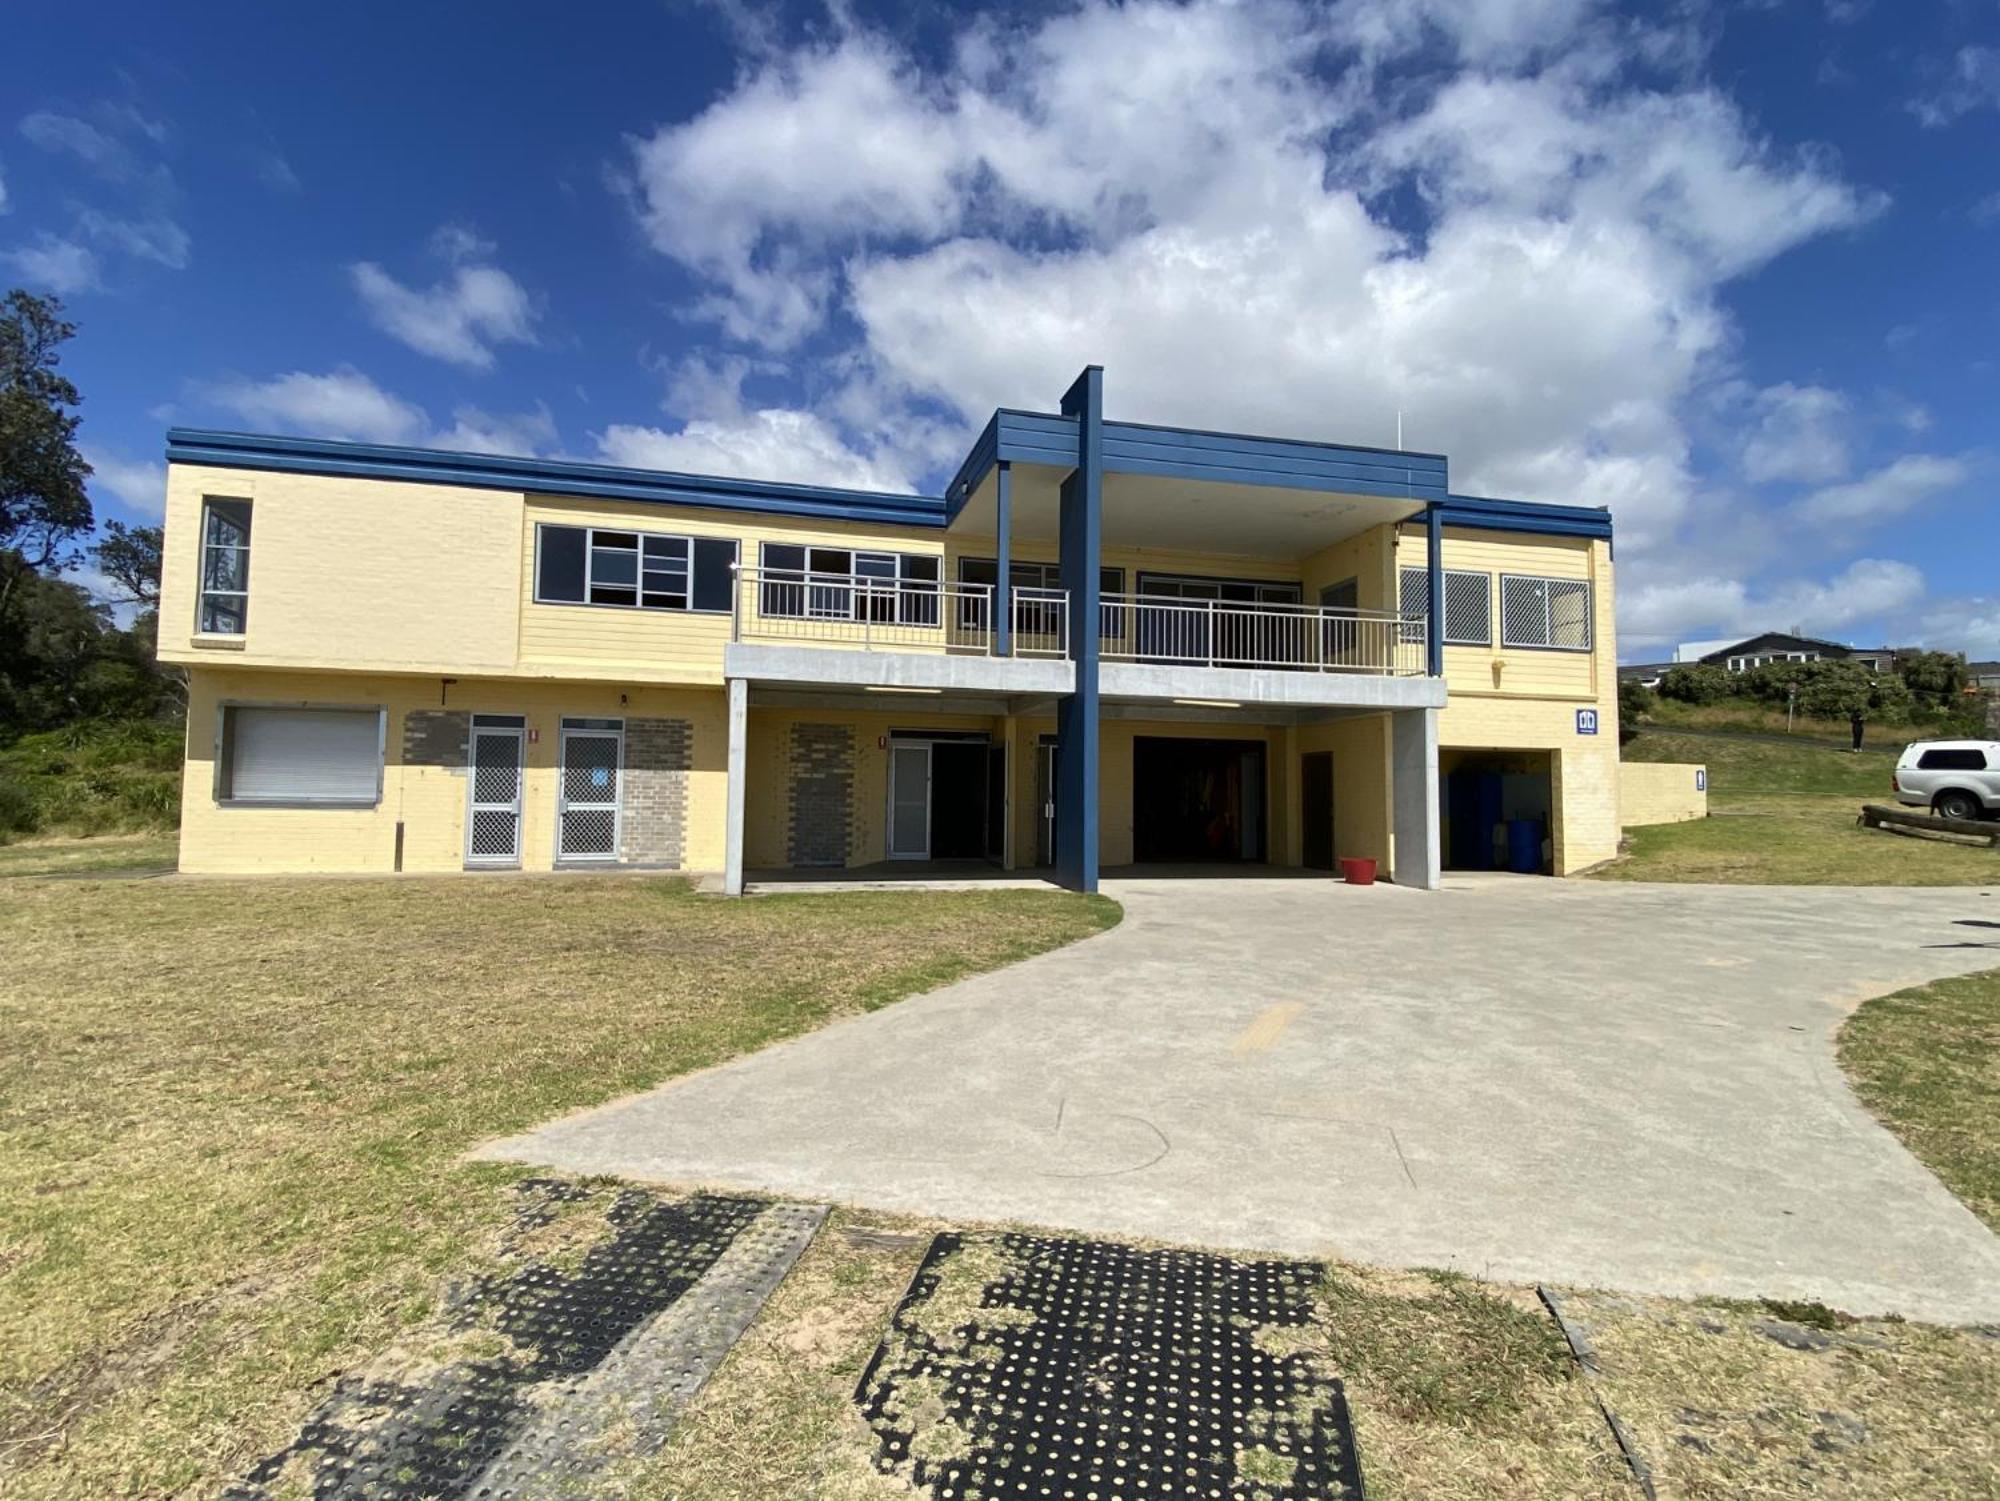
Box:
1657, 664, 1732, 704
1618, 678, 1654, 723
0, 778, 36, 838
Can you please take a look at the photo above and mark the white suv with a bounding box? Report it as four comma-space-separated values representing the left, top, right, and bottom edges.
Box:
1893, 741, 2000, 822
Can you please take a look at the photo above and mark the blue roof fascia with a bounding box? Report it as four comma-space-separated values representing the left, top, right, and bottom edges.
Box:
166, 429, 951, 529
944, 408, 1453, 517
1434, 492, 1614, 541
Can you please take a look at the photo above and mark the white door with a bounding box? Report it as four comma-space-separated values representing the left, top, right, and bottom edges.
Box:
559, 728, 622, 860
465, 725, 524, 865
888, 742, 931, 859
1037, 739, 1058, 867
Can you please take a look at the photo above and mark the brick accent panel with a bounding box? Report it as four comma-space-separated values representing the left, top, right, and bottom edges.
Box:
402, 710, 470, 769
788, 723, 854, 867
619, 717, 692, 867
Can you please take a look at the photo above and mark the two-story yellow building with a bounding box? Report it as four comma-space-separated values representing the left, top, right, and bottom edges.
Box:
158, 366, 1619, 891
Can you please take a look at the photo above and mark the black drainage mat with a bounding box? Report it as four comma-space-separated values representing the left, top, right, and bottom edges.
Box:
856, 1232, 1365, 1501
227, 1181, 824, 1501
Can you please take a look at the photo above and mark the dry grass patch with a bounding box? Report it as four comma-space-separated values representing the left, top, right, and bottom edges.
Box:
0, 873, 1116, 1499
1568, 1291, 2000, 1499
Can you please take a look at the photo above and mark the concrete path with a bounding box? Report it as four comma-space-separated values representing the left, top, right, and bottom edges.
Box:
479, 875, 2000, 1324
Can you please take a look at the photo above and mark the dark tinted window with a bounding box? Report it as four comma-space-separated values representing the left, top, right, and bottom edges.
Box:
1917, 748, 1988, 771
692, 538, 738, 612
536, 525, 588, 602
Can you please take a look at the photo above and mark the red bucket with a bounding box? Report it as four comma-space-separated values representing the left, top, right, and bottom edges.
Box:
1339, 857, 1377, 886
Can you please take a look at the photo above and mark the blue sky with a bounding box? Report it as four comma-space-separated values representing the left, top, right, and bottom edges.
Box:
2, 0, 1995, 661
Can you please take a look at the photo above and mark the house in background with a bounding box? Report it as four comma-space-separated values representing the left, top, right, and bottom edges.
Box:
156, 366, 1623, 891
1673, 632, 1898, 674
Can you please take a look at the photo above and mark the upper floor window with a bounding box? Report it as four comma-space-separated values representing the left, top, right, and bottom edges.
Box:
1500, 574, 1592, 651
1398, 566, 1491, 646
760, 543, 941, 627
535, 525, 737, 613
199, 498, 252, 635
958, 558, 1126, 636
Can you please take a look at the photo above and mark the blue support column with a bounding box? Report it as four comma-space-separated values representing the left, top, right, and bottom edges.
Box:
1055, 366, 1103, 893
1425, 503, 1445, 679
995, 460, 1012, 657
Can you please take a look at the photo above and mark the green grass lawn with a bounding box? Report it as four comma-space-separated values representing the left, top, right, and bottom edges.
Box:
1600, 730, 2000, 885
0, 872, 1118, 1500
1840, 968, 2000, 1234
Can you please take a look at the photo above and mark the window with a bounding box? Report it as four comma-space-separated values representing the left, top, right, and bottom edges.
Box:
1917, 748, 1988, 771
957, 559, 1126, 636
1320, 578, 1359, 613
1501, 574, 1592, 650
1398, 567, 1491, 646
198, 498, 252, 634
761, 543, 941, 626
216, 706, 382, 805
534, 525, 736, 613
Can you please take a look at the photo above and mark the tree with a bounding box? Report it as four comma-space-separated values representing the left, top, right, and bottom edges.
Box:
1657, 663, 1732, 704
91, 521, 163, 608
1896, 649, 1967, 704
0, 289, 92, 576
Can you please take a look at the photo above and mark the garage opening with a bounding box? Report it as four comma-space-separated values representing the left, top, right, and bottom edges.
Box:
1133, 736, 1267, 863
1440, 749, 1553, 873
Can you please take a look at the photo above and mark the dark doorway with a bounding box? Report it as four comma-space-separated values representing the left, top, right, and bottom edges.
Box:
1134, 737, 1267, 862
929, 741, 989, 859
1302, 751, 1335, 870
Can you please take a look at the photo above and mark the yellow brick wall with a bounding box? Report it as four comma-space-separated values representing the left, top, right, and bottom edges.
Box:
159, 464, 524, 676
1294, 715, 1394, 871
179, 667, 727, 875
1620, 762, 1707, 826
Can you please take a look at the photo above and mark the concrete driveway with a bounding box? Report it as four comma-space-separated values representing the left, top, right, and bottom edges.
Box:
480, 874, 2000, 1324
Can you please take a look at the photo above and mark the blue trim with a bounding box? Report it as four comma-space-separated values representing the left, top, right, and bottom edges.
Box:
995, 461, 1012, 658
1425, 506, 1445, 678
1436, 492, 1613, 541
947, 409, 1449, 517
166, 428, 949, 529
1055, 368, 1103, 895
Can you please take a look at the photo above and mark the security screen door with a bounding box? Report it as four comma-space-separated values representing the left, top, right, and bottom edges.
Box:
888, 742, 931, 859
558, 725, 622, 860
465, 721, 524, 865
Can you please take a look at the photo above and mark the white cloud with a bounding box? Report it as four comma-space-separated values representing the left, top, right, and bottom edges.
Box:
1794, 454, 1968, 526
1621, 558, 1927, 654
1, 234, 99, 294
81, 446, 167, 516
350, 233, 537, 369
615, 0, 1904, 650
200, 367, 431, 445
19, 111, 129, 175
76, 207, 190, 269
597, 410, 916, 491
1738, 383, 1849, 484
0, 160, 8, 214
431, 403, 559, 456
192, 369, 563, 457
1911, 45, 2000, 128
429, 223, 496, 264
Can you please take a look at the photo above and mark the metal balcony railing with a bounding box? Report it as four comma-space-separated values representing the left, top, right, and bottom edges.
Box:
1098, 593, 1429, 676
731, 567, 1069, 658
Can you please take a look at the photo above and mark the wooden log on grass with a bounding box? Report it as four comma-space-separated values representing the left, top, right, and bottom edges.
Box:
1857, 804, 2000, 848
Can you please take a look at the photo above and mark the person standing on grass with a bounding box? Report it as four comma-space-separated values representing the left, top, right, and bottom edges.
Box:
1850, 710, 1865, 753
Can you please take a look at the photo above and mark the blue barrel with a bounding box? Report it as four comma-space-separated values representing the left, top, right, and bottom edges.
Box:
1507, 818, 1543, 874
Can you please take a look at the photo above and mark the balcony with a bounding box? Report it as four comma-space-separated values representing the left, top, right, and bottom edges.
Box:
732, 566, 1069, 658
1099, 594, 1428, 676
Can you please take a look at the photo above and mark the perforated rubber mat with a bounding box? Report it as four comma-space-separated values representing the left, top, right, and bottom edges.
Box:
856, 1232, 1366, 1501
226, 1181, 824, 1501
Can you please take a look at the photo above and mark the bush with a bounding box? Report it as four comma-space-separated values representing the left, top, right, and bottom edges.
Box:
1618, 678, 1654, 723
0, 718, 184, 843
1658, 664, 1733, 704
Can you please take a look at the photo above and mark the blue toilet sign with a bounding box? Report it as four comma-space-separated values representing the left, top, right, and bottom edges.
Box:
1576, 707, 1599, 735
592, 766, 610, 788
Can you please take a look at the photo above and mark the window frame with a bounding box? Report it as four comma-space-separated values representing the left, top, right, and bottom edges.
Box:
1499, 572, 1594, 653
212, 703, 387, 809
196, 497, 253, 637
1397, 566, 1493, 647
532, 523, 738, 615
760, 542, 943, 627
